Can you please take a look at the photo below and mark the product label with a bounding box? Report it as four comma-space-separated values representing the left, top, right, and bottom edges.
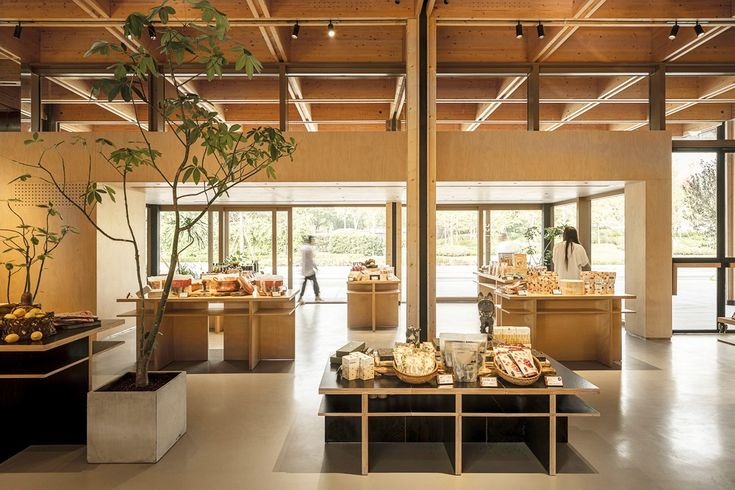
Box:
437, 374, 454, 385
552, 289, 562, 295
518, 290, 528, 296
480, 376, 498, 387
545, 376, 563, 386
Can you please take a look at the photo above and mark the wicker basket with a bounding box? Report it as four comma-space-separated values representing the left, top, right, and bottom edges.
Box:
393, 362, 439, 385
2, 314, 56, 340
494, 356, 542, 386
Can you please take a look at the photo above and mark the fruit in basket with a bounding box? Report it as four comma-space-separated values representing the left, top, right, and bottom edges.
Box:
29, 308, 42, 315
4, 333, 19, 343
12, 308, 27, 318
30, 331, 43, 341
3, 313, 15, 320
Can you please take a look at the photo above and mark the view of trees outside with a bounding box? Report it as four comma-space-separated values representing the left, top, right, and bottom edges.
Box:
553, 202, 576, 231
487, 210, 543, 265
672, 152, 719, 330
293, 207, 386, 301
159, 211, 209, 276
591, 194, 625, 294
228, 211, 274, 272
436, 210, 478, 297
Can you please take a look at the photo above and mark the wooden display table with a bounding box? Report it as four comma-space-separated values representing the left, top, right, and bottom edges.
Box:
0, 319, 125, 462
494, 291, 635, 367
475, 271, 517, 297
318, 357, 599, 476
118, 291, 297, 370
347, 279, 400, 331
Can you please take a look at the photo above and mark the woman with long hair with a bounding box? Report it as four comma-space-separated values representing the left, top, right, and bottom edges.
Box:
552, 226, 590, 280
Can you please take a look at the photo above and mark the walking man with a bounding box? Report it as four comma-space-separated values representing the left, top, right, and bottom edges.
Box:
298, 235, 322, 304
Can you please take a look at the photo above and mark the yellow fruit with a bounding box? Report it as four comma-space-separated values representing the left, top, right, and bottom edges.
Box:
24, 312, 36, 319
4, 333, 19, 343
30, 331, 43, 341
29, 308, 42, 315
35, 313, 46, 319
3, 313, 15, 320
12, 308, 27, 318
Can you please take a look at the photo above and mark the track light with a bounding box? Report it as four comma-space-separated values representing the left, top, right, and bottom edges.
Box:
668, 22, 679, 40
515, 21, 523, 39
694, 21, 705, 37
536, 21, 545, 39
291, 21, 300, 39
148, 24, 157, 40
327, 20, 335, 38
13, 22, 21, 39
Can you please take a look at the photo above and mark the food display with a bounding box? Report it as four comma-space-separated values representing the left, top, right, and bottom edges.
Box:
341, 351, 375, 381
393, 343, 438, 383
580, 271, 616, 294
1, 305, 56, 342
493, 326, 531, 346
526, 268, 559, 294
560, 279, 584, 295
493, 343, 542, 385
348, 265, 398, 282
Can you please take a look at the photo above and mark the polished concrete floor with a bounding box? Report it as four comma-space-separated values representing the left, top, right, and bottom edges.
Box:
1, 304, 735, 489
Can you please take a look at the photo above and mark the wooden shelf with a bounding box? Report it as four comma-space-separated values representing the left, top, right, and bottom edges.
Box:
319, 395, 361, 416
556, 395, 600, 417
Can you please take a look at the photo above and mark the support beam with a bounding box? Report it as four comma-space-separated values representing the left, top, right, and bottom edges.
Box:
576, 197, 592, 264
405, 17, 420, 337
147, 66, 165, 132
649, 64, 666, 130
527, 63, 540, 131
279, 63, 288, 131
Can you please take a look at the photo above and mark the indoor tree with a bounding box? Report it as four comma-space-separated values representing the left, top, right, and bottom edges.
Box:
12, 0, 296, 387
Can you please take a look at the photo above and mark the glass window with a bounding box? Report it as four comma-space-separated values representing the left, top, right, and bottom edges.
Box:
293, 207, 386, 301
591, 194, 625, 294
553, 202, 576, 230
673, 267, 718, 331
672, 152, 717, 257
159, 210, 209, 277
487, 209, 543, 267
436, 210, 478, 298
276, 211, 290, 287
227, 211, 273, 272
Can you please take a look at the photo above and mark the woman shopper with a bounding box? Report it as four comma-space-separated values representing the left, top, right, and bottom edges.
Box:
552, 226, 590, 280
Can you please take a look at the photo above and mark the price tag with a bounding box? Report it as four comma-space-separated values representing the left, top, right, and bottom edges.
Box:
545, 376, 563, 387
552, 289, 562, 295
437, 374, 454, 385
271, 290, 281, 297
479, 376, 498, 387
518, 290, 528, 296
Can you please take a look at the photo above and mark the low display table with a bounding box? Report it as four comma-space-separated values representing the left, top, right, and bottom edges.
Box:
346, 279, 400, 331
494, 291, 635, 367
0, 320, 125, 463
119, 291, 297, 370
318, 357, 599, 475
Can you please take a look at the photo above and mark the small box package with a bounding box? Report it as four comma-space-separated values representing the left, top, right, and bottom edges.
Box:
359, 355, 375, 380
341, 354, 360, 381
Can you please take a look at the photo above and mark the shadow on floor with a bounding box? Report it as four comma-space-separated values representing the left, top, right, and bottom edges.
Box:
561, 357, 660, 371
162, 349, 294, 374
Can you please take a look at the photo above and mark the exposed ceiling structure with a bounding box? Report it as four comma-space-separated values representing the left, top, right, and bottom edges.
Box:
0, 0, 733, 137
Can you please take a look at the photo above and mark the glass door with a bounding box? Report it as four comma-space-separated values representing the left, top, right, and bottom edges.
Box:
226, 210, 274, 273
436, 208, 479, 300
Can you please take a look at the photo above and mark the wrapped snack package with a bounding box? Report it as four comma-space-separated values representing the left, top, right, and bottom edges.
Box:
509, 349, 538, 377
496, 352, 524, 378
341, 354, 360, 381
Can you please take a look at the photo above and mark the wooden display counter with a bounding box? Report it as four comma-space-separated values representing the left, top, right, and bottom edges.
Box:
475, 271, 517, 296
118, 291, 297, 370
494, 291, 635, 367
318, 356, 599, 476
346, 279, 400, 331
0, 319, 125, 462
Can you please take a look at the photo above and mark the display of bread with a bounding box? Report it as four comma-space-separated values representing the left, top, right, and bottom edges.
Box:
393, 342, 437, 376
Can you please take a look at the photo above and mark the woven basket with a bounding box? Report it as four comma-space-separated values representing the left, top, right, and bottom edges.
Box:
2, 314, 56, 340
393, 362, 439, 385
495, 356, 542, 386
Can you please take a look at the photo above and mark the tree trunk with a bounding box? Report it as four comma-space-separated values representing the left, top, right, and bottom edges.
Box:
135, 355, 149, 386
20, 291, 33, 306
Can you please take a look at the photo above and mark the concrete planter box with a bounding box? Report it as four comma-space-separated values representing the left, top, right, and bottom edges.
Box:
87, 371, 187, 463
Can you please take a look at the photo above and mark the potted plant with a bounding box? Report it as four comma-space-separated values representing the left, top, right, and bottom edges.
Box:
12, 0, 295, 463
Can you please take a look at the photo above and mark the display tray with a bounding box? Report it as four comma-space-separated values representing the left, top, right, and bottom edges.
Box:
57, 320, 101, 330
320, 356, 598, 394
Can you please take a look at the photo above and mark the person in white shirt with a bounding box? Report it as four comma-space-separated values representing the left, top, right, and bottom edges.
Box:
496, 232, 516, 256
298, 235, 322, 304
552, 226, 590, 280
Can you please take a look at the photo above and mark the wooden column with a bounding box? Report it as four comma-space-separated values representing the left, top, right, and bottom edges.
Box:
386, 202, 394, 267
147, 66, 165, 132
279, 63, 288, 132
649, 64, 666, 131
727, 121, 734, 304
405, 18, 420, 335
576, 197, 592, 262
427, 13, 438, 339
527, 64, 540, 131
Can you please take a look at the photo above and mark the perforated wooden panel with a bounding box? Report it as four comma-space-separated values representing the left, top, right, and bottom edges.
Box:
12, 182, 86, 207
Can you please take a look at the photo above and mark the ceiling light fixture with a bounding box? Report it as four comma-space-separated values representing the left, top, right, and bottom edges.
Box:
515, 21, 523, 39
327, 20, 335, 38
148, 24, 157, 40
13, 22, 22, 39
694, 21, 705, 37
537, 21, 545, 39
291, 21, 300, 39
668, 21, 679, 40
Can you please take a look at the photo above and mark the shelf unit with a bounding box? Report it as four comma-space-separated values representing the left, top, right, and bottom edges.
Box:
318, 357, 599, 476
347, 280, 401, 331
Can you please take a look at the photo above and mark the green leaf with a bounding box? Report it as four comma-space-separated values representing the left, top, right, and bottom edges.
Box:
9, 174, 31, 184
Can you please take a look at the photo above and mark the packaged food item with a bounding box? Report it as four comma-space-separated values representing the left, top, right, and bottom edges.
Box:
509, 349, 538, 377
359, 355, 375, 380
393, 344, 436, 376
496, 352, 523, 378
341, 354, 360, 381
